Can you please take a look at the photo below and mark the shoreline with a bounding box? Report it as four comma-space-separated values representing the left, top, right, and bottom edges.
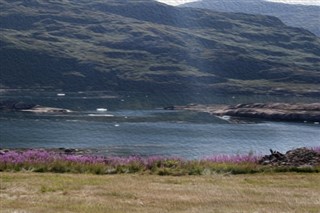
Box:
166, 103, 320, 122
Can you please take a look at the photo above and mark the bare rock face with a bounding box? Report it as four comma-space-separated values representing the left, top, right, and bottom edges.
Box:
258, 148, 320, 167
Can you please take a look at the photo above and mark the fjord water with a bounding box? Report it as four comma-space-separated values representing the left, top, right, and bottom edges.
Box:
1, 91, 319, 159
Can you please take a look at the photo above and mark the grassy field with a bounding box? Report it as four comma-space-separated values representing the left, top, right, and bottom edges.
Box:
1, 172, 319, 213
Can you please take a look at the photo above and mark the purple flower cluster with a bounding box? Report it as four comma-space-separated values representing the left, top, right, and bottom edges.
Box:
203, 154, 260, 164
0, 149, 53, 164
0, 149, 259, 166
1, 148, 318, 175
104, 156, 167, 167
0, 149, 106, 165
311, 146, 320, 153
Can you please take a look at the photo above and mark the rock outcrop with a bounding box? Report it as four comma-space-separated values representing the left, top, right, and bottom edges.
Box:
0, 100, 36, 110
21, 106, 71, 113
258, 148, 320, 167
167, 103, 320, 122
0, 100, 71, 113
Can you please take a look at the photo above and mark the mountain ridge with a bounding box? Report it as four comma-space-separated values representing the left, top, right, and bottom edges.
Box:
181, 0, 320, 36
1, 0, 320, 96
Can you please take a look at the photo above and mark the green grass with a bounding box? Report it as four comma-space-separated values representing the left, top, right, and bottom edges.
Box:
1, 160, 319, 176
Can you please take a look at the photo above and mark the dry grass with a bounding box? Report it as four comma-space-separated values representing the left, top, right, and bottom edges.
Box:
0, 172, 319, 213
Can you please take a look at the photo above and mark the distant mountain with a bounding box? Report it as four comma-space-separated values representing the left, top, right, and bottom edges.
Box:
182, 0, 320, 36
1, 0, 320, 96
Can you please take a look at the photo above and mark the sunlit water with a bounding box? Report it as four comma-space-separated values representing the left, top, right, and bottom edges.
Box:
1, 91, 319, 159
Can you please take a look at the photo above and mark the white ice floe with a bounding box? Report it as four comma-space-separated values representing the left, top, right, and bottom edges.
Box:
88, 114, 114, 117
220, 115, 231, 120
96, 108, 107, 112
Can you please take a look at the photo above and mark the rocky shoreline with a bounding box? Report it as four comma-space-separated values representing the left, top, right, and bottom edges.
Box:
166, 103, 320, 122
0, 100, 71, 113
258, 148, 320, 167
0, 148, 96, 156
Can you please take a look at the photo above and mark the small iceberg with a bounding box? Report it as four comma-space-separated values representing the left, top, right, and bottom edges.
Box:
220, 115, 231, 121
96, 108, 107, 112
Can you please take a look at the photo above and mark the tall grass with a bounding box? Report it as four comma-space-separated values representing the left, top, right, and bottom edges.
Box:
0, 148, 319, 175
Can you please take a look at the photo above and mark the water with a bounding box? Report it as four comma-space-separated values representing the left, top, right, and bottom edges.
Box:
1, 91, 319, 159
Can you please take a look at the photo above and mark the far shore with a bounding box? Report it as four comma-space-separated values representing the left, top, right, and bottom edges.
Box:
166, 102, 320, 122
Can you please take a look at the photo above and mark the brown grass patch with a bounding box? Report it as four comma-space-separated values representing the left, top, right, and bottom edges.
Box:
1, 172, 319, 212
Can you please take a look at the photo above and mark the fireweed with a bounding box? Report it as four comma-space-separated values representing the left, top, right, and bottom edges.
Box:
0, 148, 319, 175
312, 146, 320, 153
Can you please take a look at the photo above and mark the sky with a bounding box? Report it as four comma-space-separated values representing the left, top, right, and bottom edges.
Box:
156, 0, 320, 6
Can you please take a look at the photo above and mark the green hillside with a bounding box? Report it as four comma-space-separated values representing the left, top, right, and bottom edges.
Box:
1, 0, 320, 96
182, 0, 320, 36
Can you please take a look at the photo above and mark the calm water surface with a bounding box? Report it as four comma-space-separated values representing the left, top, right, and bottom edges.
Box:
1, 91, 319, 159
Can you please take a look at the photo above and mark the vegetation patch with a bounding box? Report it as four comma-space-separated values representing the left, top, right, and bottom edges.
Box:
0, 147, 319, 175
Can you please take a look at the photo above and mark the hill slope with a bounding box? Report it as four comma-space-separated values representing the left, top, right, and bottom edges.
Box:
182, 0, 320, 36
1, 0, 320, 95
